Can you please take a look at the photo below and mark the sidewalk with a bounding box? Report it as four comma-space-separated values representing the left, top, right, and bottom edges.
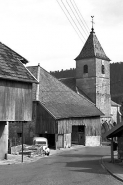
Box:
102, 155, 123, 182
0, 145, 83, 165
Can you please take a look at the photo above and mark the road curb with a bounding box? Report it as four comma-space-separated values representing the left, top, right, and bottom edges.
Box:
101, 157, 123, 183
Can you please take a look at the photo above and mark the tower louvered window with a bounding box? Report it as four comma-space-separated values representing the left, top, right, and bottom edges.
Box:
102, 65, 105, 74
83, 65, 88, 74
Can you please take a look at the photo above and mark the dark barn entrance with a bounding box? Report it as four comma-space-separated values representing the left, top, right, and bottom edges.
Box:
72, 125, 85, 145
39, 134, 55, 149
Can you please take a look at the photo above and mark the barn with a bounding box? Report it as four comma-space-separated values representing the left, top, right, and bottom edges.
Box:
0, 42, 38, 159
27, 64, 103, 148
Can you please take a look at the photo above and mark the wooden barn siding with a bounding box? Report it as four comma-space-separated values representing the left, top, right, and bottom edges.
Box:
9, 121, 35, 146
58, 117, 101, 136
35, 102, 57, 134
58, 120, 72, 134
0, 80, 32, 121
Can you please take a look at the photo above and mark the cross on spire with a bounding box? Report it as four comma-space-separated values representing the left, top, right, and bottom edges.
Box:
91, 16, 95, 32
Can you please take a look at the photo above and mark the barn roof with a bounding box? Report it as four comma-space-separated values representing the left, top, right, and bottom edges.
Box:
28, 65, 103, 119
0, 42, 38, 83
75, 29, 110, 61
59, 77, 119, 108
59, 77, 93, 102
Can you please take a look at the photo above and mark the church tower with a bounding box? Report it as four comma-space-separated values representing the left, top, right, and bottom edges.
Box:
75, 20, 111, 119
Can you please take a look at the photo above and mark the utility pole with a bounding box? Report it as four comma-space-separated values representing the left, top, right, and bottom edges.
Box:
22, 121, 24, 163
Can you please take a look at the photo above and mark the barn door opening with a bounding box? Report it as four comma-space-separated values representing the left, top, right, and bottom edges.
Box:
72, 125, 85, 145
79, 133, 84, 145
39, 134, 55, 149
78, 126, 85, 145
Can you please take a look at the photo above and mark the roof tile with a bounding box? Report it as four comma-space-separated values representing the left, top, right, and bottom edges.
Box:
75, 30, 110, 61
0, 42, 38, 83
28, 66, 103, 119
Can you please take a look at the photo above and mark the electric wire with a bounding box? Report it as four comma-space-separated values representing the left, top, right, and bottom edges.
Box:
56, 0, 85, 43
69, 0, 89, 35
60, 0, 86, 41
72, 0, 90, 33
56, 0, 84, 42
55, 1, 120, 91
66, 0, 88, 38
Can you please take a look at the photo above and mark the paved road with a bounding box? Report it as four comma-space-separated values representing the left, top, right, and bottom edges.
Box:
0, 146, 122, 185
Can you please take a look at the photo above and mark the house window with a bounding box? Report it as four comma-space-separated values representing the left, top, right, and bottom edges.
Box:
102, 65, 105, 74
83, 65, 88, 74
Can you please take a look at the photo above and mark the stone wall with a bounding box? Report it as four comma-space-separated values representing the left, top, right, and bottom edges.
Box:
85, 136, 100, 146
76, 58, 111, 117
0, 122, 8, 159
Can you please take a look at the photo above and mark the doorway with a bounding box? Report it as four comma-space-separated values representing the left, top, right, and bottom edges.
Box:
39, 134, 55, 149
78, 126, 85, 145
72, 125, 85, 145
79, 133, 85, 145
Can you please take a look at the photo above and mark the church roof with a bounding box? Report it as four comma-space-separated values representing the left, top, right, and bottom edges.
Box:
59, 77, 93, 102
75, 29, 110, 61
28, 66, 103, 119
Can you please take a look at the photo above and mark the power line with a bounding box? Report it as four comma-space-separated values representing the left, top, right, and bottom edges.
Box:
69, 0, 89, 36
60, 0, 86, 41
56, 0, 85, 43
72, 0, 90, 33
66, 0, 88, 38
56, 0, 83, 42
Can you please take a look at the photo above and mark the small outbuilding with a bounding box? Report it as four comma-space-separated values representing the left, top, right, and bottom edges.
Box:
104, 122, 123, 162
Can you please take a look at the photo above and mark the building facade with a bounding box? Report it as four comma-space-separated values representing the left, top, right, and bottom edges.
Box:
26, 64, 103, 148
8, 26, 120, 149
0, 42, 38, 159
75, 28, 112, 141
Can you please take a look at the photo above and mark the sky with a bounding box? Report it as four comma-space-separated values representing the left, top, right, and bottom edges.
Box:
0, 0, 123, 72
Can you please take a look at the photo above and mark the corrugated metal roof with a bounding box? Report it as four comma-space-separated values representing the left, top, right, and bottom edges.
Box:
28, 66, 103, 119
0, 42, 38, 83
75, 30, 110, 61
104, 122, 123, 138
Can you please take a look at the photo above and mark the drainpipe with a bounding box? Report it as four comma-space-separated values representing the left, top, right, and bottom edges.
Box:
36, 63, 40, 101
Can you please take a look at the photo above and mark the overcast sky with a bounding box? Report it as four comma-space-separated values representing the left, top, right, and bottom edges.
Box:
0, 0, 123, 71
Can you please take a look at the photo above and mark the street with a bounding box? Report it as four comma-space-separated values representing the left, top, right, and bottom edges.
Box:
0, 146, 122, 185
